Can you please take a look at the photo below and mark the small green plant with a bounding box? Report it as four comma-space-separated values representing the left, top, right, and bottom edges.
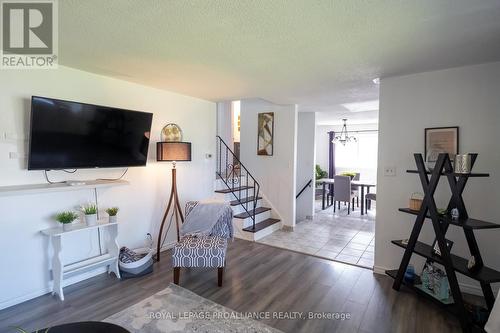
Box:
341, 171, 357, 178
315, 164, 328, 180
81, 203, 97, 215
55, 211, 79, 224
106, 207, 119, 216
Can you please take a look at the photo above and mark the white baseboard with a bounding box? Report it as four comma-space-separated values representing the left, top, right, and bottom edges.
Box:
372, 265, 499, 296
0, 266, 107, 310
373, 265, 386, 275
0, 242, 177, 311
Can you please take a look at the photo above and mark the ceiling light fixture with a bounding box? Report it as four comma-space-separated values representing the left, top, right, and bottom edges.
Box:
333, 119, 357, 146
342, 100, 379, 113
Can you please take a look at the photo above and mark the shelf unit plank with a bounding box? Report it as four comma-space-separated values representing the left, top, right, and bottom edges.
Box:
406, 170, 490, 177
392, 240, 500, 283
41, 221, 118, 237
0, 179, 129, 197
63, 254, 116, 276
386, 269, 456, 308
399, 208, 500, 230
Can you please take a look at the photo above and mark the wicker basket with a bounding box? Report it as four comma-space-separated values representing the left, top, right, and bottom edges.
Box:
409, 192, 424, 211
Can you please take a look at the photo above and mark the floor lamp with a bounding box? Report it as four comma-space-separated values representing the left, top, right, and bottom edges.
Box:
156, 141, 192, 261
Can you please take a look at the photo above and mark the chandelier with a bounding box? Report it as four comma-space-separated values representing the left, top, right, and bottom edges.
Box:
333, 119, 357, 145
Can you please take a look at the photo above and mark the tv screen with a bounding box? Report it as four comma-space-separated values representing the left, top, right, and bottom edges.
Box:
28, 96, 153, 170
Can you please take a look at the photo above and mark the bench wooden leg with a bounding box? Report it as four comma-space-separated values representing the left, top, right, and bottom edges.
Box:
218, 267, 224, 287
173, 267, 180, 285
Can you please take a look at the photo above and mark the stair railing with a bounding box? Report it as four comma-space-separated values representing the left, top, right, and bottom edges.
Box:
296, 179, 312, 199
216, 136, 260, 230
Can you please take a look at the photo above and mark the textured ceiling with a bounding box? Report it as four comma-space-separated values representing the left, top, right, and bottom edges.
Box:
59, 0, 500, 115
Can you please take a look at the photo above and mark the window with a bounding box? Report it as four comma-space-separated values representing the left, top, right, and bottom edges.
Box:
335, 132, 378, 180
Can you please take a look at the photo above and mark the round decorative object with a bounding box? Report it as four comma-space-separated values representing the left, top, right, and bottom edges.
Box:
161, 123, 183, 142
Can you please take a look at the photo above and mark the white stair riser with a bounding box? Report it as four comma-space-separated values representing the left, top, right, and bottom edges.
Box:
215, 177, 255, 188
229, 200, 263, 214
234, 210, 271, 228
212, 181, 280, 242
214, 190, 259, 202
232, 220, 282, 241
253, 221, 283, 241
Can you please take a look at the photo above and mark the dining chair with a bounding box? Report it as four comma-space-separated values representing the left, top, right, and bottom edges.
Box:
365, 193, 376, 214
352, 173, 360, 207
333, 175, 356, 214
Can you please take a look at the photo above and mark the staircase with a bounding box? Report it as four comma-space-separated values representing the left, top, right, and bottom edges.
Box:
215, 136, 282, 241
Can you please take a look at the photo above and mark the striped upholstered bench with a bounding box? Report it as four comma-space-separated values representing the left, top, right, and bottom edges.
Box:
172, 201, 232, 287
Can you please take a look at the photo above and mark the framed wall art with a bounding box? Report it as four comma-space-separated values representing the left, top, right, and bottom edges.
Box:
425, 127, 459, 162
257, 112, 274, 156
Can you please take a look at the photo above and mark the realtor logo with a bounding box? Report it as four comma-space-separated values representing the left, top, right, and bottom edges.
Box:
1, 0, 58, 68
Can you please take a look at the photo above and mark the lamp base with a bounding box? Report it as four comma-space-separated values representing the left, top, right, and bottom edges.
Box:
156, 167, 184, 262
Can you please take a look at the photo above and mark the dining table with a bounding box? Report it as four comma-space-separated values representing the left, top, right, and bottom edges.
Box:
316, 178, 376, 215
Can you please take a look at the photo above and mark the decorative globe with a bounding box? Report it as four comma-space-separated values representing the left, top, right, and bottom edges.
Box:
161, 124, 183, 142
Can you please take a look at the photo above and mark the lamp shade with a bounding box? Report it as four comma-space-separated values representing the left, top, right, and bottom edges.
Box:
156, 142, 191, 162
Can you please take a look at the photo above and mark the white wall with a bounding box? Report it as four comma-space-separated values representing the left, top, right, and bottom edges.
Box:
296, 112, 316, 222
0, 66, 216, 309
315, 123, 378, 182
240, 99, 297, 227
216, 101, 232, 145
376, 62, 500, 293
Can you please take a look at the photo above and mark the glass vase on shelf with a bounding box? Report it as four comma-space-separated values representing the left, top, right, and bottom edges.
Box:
425, 149, 441, 173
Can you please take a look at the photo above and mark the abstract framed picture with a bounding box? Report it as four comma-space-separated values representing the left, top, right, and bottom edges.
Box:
257, 112, 274, 156
425, 127, 459, 162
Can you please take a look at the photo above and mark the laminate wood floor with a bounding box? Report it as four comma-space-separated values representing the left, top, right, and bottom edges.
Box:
0, 239, 462, 333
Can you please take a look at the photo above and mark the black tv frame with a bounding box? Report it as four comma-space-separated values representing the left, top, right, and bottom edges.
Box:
28, 96, 154, 170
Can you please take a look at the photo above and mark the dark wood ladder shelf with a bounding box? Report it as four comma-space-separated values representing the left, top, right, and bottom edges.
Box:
388, 153, 496, 333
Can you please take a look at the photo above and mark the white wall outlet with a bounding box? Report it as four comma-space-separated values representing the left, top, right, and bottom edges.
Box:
384, 166, 396, 177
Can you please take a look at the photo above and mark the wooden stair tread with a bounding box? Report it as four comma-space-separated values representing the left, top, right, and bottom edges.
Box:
234, 207, 271, 219
242, 218, 281, 233
229, 196, 262, 206
215, 186, 253, 194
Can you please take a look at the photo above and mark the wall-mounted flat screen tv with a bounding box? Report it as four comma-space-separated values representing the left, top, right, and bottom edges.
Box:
28, 96, 153, 170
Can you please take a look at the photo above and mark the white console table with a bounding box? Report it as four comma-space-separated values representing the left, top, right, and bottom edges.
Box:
41, 221, 121, 301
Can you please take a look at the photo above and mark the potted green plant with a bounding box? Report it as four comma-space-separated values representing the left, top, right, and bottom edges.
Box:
341, 171, 357, 180
106, 207, 119, 223
315, 164, 328, 180
55, 211, 79, 231
81, 203, 98, 226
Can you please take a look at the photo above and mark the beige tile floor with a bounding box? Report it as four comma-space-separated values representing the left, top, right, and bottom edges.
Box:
257, 199, 375, 268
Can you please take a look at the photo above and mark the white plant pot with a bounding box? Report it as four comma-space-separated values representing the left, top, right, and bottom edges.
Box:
109, 215, 117, 223
62, 223, 71, 231
85, 213, 98, 226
